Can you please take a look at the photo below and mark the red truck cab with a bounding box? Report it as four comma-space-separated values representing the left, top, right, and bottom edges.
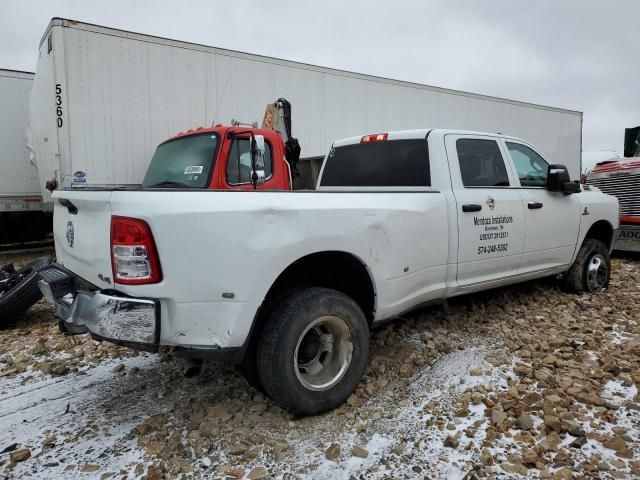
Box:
142, 125, 293, 191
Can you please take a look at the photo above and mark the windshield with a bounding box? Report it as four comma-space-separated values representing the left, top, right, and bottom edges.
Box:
142, 133, 218, 188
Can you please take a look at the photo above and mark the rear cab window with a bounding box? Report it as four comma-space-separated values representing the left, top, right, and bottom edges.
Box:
456, 139, 510, 187
319, 139, 430, 188
142, 133, 218, 188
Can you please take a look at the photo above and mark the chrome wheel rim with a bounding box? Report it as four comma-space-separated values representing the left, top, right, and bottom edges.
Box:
294, 315, 353, 391
586, 254, 608, 292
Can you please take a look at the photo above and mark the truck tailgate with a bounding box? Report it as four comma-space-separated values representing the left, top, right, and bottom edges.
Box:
52, 190, 113, 288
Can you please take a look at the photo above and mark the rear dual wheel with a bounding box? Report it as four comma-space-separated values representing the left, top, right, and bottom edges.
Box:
255, 287, 369, 416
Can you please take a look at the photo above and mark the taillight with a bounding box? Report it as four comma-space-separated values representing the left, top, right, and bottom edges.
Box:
361, 133, 388, 143
110, 216, 162, 285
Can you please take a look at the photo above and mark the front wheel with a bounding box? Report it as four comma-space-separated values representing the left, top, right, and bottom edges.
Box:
256, 287, 369, 415
562, 239, 610, 293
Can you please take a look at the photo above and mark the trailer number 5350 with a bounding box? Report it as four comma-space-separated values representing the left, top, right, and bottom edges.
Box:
55, 84, 63, 128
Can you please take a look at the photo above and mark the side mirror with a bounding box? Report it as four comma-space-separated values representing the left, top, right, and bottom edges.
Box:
563, 181, 581, 194
547, 164, 580, 194
250, 135, 266, 186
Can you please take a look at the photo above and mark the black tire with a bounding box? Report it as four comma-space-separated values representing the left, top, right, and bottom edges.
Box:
562, 239, 610, 293
0, 256, 54, 323
238, 354, 264, 393
257, 287, 369, 416
238, 287, 303, 393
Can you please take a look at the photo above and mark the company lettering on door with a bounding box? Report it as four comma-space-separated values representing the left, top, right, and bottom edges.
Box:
473, 215, 513, 255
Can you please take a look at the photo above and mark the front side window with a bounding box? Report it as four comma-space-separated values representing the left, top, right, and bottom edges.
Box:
226, 138, 273, 184
506, 142, 548, 187
456, 138, 510, 187
142, 133, 218, 188
320, 139, 430, 187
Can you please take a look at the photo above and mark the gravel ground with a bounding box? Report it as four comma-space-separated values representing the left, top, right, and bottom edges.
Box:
0, 248, 638, 479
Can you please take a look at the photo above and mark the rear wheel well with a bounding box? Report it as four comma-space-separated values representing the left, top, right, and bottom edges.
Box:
263, 251, 375, 323
241, 251, 375, 367
584, 220, 614, 250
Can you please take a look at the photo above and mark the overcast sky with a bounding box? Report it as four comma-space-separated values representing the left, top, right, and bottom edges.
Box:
2, 0, 638, 154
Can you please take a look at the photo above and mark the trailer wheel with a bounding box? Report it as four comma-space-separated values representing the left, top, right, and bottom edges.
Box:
562, 239, 610, 293
256, 287, 369, 415
0, 256, 54, 323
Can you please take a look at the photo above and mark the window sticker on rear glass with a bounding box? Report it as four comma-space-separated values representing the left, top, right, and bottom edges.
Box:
184, 165, 204, 175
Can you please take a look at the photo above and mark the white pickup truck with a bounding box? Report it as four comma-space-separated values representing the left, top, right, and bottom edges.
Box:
39, 129, 618, 415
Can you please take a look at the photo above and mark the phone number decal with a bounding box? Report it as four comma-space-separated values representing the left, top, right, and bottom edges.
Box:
477, 244, 508, 255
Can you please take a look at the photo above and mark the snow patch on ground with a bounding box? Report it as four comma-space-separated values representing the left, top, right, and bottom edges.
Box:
0, 354, 161, 478
608, 328, 633, 345
603, 379, 638, 406
281, 343, 508, 480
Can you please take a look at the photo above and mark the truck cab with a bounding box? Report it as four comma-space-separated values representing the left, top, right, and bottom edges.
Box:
142, 126, 292, 191
141, 99, 301, 192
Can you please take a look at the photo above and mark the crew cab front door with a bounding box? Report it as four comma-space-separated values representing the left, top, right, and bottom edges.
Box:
446, 135, 525, 288
502, 140, 581, 273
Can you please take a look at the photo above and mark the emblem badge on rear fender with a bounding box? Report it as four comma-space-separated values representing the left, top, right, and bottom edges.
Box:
66, 221, 74, 248
486, 196, 495, 210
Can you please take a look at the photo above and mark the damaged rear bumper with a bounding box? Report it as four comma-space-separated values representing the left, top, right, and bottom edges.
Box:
38, 264, 160, 352
37, 264, 245, 362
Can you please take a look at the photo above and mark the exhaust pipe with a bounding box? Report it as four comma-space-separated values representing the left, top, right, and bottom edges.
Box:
182, 358, 204, 378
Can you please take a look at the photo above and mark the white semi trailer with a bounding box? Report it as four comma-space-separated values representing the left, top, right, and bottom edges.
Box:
29, 18, 583, 200
0, 69, 50, 244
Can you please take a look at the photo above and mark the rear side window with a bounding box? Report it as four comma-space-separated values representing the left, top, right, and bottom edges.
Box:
320, 139, 430, 187
456, 139, 510, 187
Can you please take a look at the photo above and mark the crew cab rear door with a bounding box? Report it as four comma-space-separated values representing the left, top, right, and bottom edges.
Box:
445, 134, 525, 287
51, 189, 114, 289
